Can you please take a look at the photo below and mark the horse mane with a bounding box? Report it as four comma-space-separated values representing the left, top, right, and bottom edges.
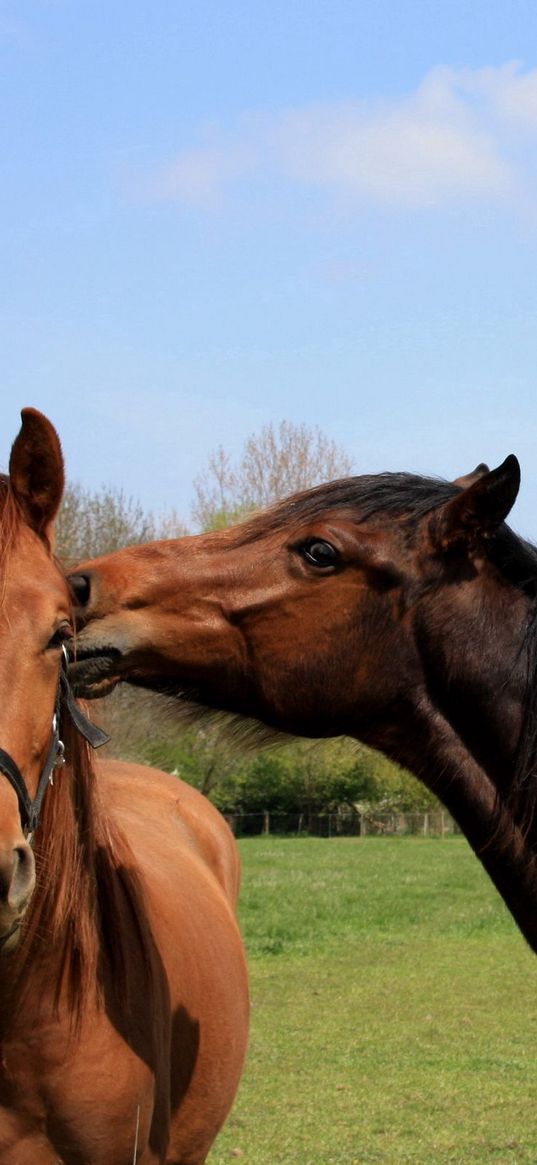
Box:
233, 469, 537, 595
233, 472, 461, 543
0, 475, 24, 594
15, 719, 157, 1020
0, 475, 155, 1019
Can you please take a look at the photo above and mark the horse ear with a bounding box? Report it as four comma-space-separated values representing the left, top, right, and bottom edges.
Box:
431, 455, 520, 553
452, 463, 490, 489
9, 408, 65, 540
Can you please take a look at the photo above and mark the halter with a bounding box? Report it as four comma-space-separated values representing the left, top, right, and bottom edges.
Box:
0, 647, 109, 841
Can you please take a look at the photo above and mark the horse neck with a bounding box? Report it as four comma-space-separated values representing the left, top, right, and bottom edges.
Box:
370, 695, 537, 952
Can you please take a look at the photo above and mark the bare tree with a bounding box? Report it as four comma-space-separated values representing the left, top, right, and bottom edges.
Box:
157, 508, 190, 541
56, 483, 159, 566
192, 421, 353, 530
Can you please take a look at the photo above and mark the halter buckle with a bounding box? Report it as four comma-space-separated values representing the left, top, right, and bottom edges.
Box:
51, 737, 65, 784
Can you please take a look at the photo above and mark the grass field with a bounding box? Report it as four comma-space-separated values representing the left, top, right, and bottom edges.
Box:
207, 836, 537, 1165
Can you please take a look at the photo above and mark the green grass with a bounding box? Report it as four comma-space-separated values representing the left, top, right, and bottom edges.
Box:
208, 837, 537, 1165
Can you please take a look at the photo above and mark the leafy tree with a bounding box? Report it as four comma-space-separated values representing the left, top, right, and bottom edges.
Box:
142, 722, 246, 797
209, 739, 392, 817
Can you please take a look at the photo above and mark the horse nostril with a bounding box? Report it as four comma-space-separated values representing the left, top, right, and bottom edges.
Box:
0, 843, 35, 910
15, 845, 30, 869
69, 573, 92, 608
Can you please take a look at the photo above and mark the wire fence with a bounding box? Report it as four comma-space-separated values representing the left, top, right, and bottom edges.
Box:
224, 809, 460, 838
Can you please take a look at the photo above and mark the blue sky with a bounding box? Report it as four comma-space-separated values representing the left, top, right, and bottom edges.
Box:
1, 1, 537, 535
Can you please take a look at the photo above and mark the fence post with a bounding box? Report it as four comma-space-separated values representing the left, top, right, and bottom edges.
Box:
263, 810, 270, 835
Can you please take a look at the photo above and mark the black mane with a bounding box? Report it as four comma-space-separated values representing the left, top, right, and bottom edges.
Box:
236, 470, 537, 583
236, 472, 459, 542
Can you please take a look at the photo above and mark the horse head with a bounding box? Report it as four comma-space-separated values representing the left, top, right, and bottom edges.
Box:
0, 409, 69, 948
70, 456, 525, 762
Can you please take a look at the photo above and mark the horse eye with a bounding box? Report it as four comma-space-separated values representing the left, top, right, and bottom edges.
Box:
47, 622, 74, 650
301, 540, 339, 568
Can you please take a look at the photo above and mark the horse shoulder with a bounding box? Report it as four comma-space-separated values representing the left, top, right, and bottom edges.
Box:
95, 759, 242, 907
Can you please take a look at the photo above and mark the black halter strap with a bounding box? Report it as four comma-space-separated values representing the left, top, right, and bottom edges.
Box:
59, 664, 110, 751
0, 648, 109, 840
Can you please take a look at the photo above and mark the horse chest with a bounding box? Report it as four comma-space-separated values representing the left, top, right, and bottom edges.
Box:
0, 1048, 53, 1163
0, 1024, 155, 1164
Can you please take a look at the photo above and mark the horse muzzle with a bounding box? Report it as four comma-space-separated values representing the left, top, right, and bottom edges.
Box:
0, 842, 35, 951
0, 916, 24, 952
69, 648, 123, 699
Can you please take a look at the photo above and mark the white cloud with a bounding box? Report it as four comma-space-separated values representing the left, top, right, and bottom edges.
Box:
443, 62, 537, 128
272, 100, 512, 208
144, 142, 257, 208
138, 63, 537, 212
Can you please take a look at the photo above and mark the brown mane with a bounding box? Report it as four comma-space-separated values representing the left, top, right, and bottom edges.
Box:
16, 722, 156, 1020
0, 477, 24, 604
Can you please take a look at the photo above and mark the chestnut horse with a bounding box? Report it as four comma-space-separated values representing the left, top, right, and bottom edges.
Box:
0, 409, 248, 1163
69, 454, 537, 952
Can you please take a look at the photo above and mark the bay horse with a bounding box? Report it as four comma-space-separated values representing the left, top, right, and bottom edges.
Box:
70, 454, 537, 953
0, 408, 248, 1163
